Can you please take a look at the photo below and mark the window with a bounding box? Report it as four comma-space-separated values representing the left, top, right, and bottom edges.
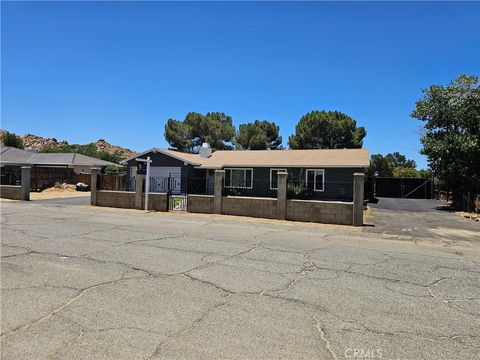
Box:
306, 169, 325, 192
270, 169, 287, 190
224, 168, 253, 189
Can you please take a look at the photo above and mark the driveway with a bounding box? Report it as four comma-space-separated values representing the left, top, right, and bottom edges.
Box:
367, 197, 479, 246
1, 200, 479, 360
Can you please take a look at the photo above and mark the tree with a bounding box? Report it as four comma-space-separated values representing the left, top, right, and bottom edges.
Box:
368, 152, 420, 177
288, 111, 366, 149
417, 169, 432, 178
1, 131, 24, 149
411, 74, 480, 207
41, 143, 122, 163
104, 164, 125, 174
368, 154, 394, 177
386, 152, 416, 169
393, 167, 420, 178
164, 112, 236, 152
235, 120, 282, 150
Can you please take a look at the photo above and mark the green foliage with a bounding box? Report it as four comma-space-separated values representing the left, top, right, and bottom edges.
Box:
40, 143, 122, 163
369, 152, 423, 178
411, 74, 480, 205
368, 154, 394, 177
1, 131, 24, 149
417, 169, 432, 178
164, 112, 236, 152
235, 120, 282, 150
286, 183, 313, 199
386, 152, 416, 169
288, 111, 366, 149
104, 164, 125, 174
392, 167, 420, 178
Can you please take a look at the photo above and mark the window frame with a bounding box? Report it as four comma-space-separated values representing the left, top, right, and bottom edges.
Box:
269, 168, 287, 190
305, 169, 325, 192
224, 168, 254, 189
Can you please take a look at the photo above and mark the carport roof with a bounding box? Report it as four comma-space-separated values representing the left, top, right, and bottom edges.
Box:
0, 146, 115, 167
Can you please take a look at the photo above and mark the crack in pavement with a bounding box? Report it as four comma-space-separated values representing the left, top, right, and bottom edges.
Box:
0, 276, 147, 338
312, 314, 339, 360
427, 278, 480, 318
148, 294, 232, 359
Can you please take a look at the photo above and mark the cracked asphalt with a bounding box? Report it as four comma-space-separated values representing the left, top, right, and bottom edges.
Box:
1, 199, 479, 360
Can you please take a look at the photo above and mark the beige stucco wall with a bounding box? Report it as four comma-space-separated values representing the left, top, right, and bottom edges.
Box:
73, 165, 93, 174
0, 185, 22, 200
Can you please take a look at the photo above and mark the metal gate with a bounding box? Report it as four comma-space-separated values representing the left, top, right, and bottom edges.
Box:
374, 177, 433, 199
168, 194, 187, 211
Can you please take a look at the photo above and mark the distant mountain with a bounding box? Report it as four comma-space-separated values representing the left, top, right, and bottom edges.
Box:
0, 130, 136, 160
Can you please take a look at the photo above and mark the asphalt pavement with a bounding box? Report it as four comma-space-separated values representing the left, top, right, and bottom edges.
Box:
1, 199, 479, 359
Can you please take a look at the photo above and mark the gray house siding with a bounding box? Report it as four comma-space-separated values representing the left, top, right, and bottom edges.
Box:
125, 151, 194, 179
126, 150, 364, 200
222, 167, 364, 201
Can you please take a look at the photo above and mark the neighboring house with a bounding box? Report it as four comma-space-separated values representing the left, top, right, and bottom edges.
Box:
0, 146, 114, 189
123, 145, 369, 201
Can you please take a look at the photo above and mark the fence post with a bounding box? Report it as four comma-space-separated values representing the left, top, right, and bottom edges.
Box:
277, 171, 288, 220
214, 170, 225, 214
353, 173, 365, 226
20, 166, 31, 201
135, 173, 144, 210
90, 168, 101, 206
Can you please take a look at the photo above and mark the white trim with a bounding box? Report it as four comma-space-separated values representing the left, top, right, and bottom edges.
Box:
306, 169, 325, 192
269, 168, 287, 190
121, 148, 201, 166
224, 168, 254, 189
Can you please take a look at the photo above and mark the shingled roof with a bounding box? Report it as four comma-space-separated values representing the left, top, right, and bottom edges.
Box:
126, 147, 369, 168
0, 146, 115, 167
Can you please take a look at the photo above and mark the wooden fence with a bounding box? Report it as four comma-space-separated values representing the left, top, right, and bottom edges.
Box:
74, 173, 92, 187
97, 174, 128, 191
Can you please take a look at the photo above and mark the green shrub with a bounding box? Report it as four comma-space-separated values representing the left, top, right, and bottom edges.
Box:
287, 183, 313, 199
104, 164, 125, 174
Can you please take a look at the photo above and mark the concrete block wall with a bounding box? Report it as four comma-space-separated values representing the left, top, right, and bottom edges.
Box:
222, 196, 277, 219
95, 190, 168, 211
188, 195, 214, 214
142, 193, 168, 212
0, 185, 22, 200
96, 191, 136, 209
287, 199, 353, 225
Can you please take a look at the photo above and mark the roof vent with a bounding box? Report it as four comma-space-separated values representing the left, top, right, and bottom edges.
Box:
199, 143, 212, 158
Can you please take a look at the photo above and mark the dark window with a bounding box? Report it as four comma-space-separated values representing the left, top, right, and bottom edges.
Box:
224, 168, 253, 188
270, 169, 287, 190
306, 169, 325, 191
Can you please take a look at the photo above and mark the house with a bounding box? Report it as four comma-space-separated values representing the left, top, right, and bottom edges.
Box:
123, 145, 369, 201
0, 146, 114, 189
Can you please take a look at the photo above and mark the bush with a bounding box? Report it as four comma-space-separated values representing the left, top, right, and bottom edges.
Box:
104, 164, 125, 175
287, 183, 313, 199
1, 131, 24, 149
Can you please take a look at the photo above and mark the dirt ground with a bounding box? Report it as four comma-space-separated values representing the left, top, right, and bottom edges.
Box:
30, 186, 90, 200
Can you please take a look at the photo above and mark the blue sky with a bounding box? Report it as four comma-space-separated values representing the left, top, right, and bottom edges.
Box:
2, 2, 479, 169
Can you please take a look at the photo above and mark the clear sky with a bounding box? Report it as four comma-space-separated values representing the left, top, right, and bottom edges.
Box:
2, 1, 479, 169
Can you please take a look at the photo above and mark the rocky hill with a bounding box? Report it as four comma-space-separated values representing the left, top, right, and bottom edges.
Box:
0, 130, 136, 160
